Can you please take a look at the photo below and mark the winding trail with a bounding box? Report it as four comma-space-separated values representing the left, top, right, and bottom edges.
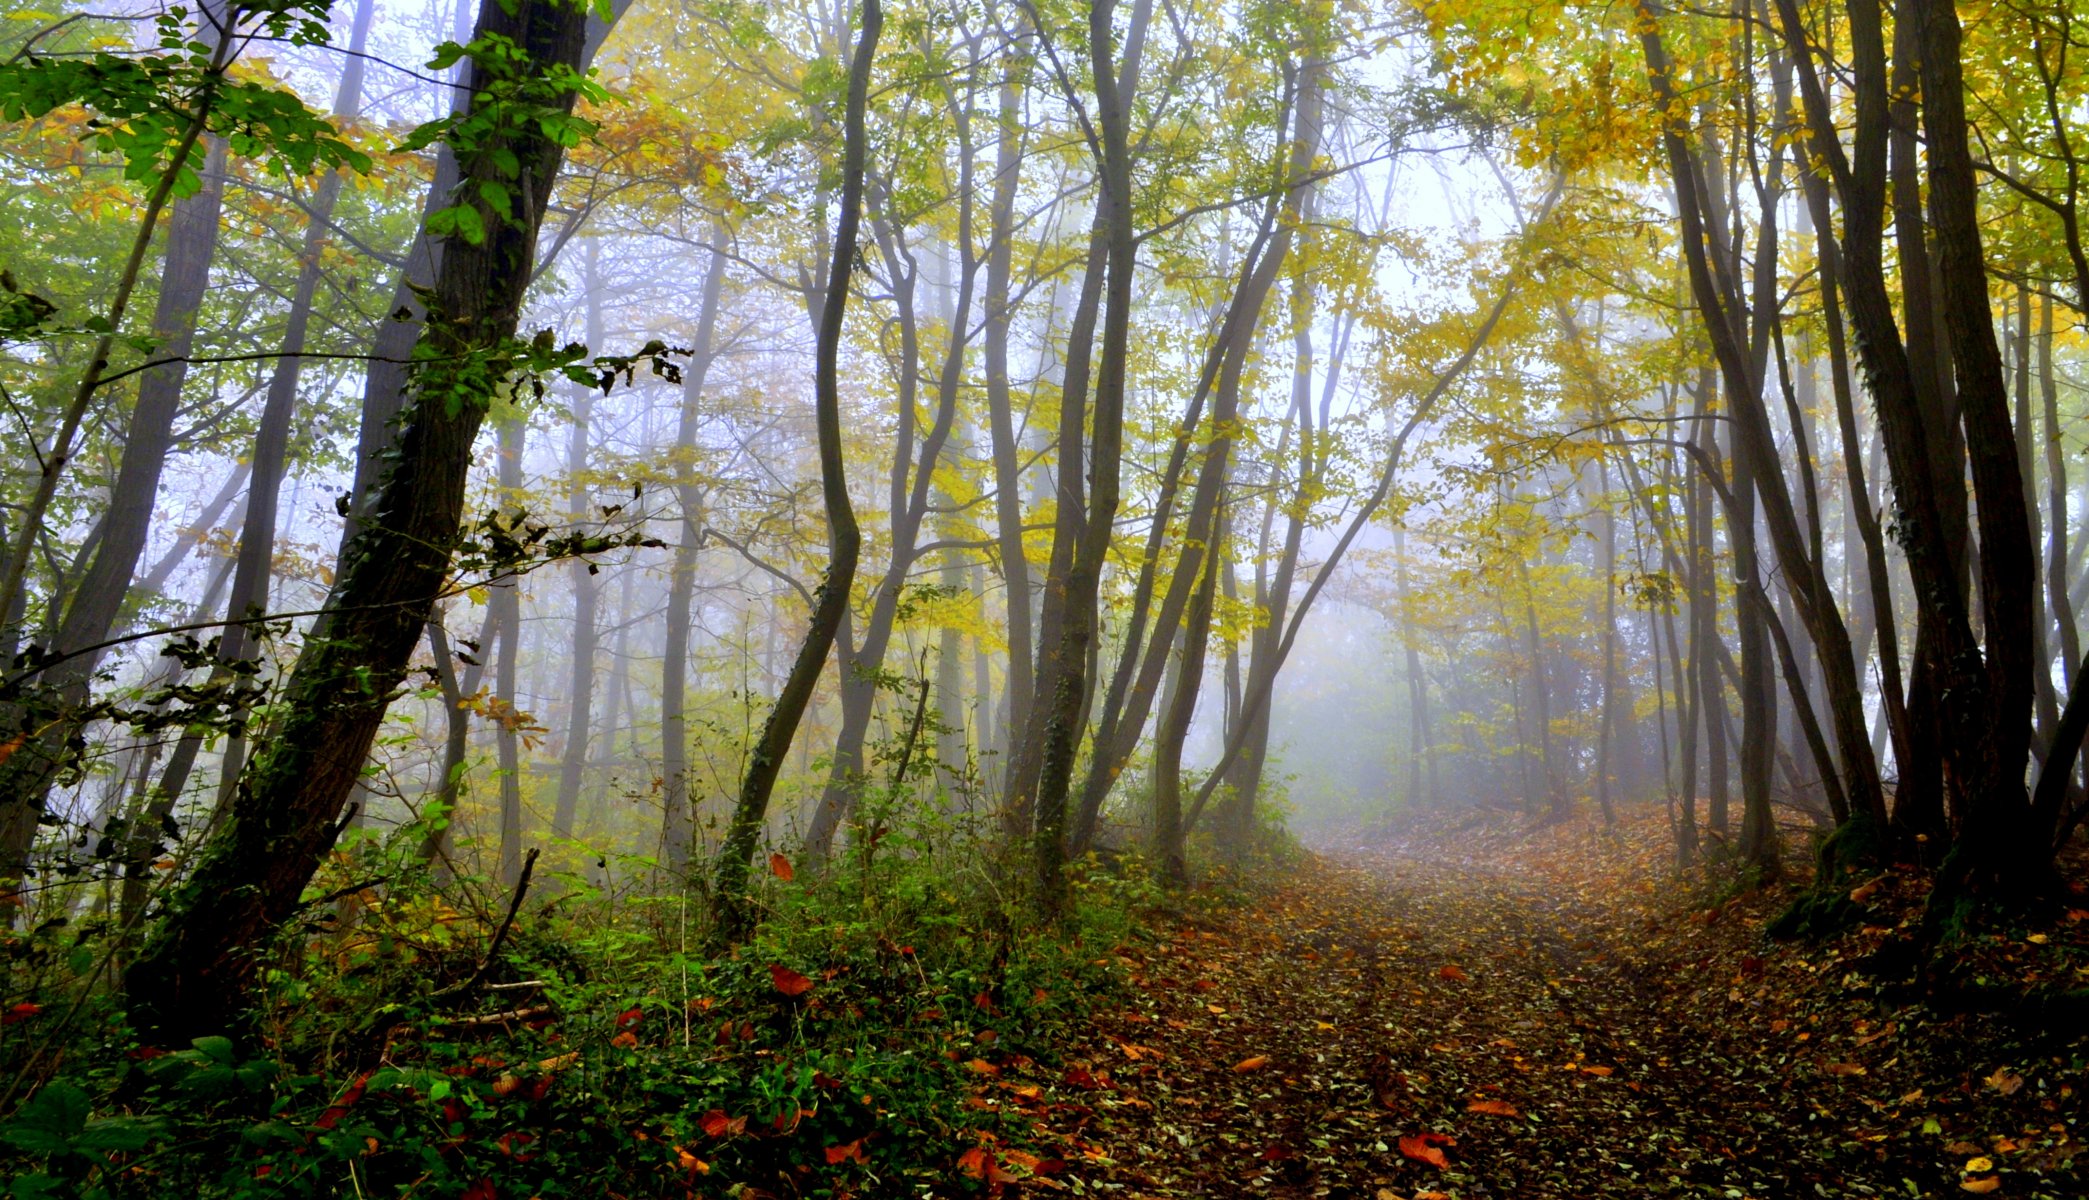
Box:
1028, 818, 2077, 1199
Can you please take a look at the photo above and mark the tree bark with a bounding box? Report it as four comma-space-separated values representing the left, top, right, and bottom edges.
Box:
711, 0, 878, 938
125, 0, 593, 1038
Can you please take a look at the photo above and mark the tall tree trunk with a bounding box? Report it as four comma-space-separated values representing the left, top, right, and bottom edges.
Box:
1397, 525, 1432, 810
553, 239, 605, 841
1913, 0, 2041, 877
125, 0, 594, 1038
208, 0, 381, 816
2042, 297, 2079, 689
660, 229, 727, 873
1596, 458, 1620, 825
1151, 507, 1224, 886
711, 0, 877, 938
983, 20, 1034, 770
493, 418, 526, 886
0, 133, 230, 880
1028, 0, 1147, 910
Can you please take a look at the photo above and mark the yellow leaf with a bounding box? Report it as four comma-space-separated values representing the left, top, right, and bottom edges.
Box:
1965, 1157, 1994, 1173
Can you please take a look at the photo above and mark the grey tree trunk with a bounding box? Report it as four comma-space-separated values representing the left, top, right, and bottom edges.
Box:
660, 228, 728, 872
553, 239, 606, 840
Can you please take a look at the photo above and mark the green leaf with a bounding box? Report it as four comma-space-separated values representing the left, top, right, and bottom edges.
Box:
476, 179, 513, 219
71, 1117, 160, 1153
0, 1082, 88, 1155
191, 1034, 235, 1064
427, 204, 487, 246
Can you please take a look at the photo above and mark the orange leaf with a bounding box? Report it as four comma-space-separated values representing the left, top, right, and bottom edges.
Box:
1232, 1055, 1271, 1073
965, 1058, 1001, 1076
1960, 1178, 2002, 1194
1823, 1061, 1866, 1077
1398, 1132, 1454, 1169
824, 1138, 866, 1164
1579, 1064, 1614, 1077
1467, 1098, 1521, 1116
609, 1030, 638, 1049
1984, 1068, 2024, 1096
956, 1146, 991, 1179
769, 852, 794, 881
1438, 965, 1469, 982
769, 963, 813, 997
698, 1109, 745, 1139
0, 734, 23, 770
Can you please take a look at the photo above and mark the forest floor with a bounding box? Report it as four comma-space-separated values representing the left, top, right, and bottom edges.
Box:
992, 808, 2087, 1200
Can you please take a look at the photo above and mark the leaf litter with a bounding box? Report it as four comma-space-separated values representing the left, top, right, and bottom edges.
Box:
997, 807, 2086, 1198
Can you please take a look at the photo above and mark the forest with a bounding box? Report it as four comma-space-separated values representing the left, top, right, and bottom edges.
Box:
0, 0, 2084, 1193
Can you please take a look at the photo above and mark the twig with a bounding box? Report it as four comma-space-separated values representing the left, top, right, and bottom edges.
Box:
438, 848, 538, 1005
432, 1006, 552, 1028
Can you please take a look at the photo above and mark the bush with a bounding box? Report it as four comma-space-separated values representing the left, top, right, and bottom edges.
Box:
0, 810, 1161, 1198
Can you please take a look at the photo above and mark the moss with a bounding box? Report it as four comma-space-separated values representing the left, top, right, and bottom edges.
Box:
1765, 816, 1884, 941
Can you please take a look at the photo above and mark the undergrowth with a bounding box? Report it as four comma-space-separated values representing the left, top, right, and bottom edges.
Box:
0, 811, 1167, 1199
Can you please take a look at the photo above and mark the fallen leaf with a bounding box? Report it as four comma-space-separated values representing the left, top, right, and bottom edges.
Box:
1945, 1142, 1987, 1156
1398, 1131, 1454, 1169
824, 1138, 866, 1164
609, 1030, 638, 1049
1823, 1061, 1867, 1076
965, 1058, 1000, 1076
1466, 1098, 1521, 1116
1438, 965, 1469, 981
1579, 1064, 1614, 1077
1960, 1178, 2002, 1194
1232, 1055, 1270, 1073
1985, 1068, 2024, 1096
1965, 1157, 1994, 1173
769, 963, 813, 997
956, 1146, 991, 1179
769, 852, 794, 881
697, 1109, 745, 1138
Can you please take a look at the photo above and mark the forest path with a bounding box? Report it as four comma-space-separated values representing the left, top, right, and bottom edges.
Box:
1030, 813, 2021, 1199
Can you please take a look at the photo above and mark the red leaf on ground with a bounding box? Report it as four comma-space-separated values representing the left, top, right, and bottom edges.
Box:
698, 1109, 746, 1138
1438, 965, 1469, 981
770, 963, 813, 997
824, 1138, 867, 1164
769, 852, 794, 881
1399, 1132, 1455, 1169
615, 1006, 643, 1028
1467, 1098, 1521, 1116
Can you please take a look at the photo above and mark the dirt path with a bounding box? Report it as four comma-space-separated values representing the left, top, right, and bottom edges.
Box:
1026, 820, 2082, 1199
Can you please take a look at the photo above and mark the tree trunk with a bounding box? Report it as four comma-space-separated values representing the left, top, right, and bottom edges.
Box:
553, 239, 605, 841
125, 0, 593, 1039
660, 229, 727, 872
711, 0, 878, 939
1028, 0, 1147, 911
